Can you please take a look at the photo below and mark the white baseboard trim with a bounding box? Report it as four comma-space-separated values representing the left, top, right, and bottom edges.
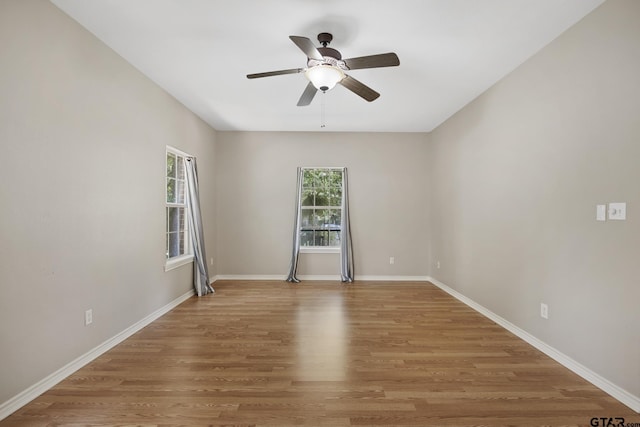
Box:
427, 276, 640, 413
212, 275, 430, 282
356, 275, 430, 282
213, 275, 286, 281
0, 289, 195, 422
298, 275, 341, 281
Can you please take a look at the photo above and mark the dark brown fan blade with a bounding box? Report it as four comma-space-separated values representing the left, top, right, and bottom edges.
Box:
297, 82, 318, 107
339, 75, 380, 102
343, 53, 400, 70
247, 68, 303, 79
289, 36, 324, 60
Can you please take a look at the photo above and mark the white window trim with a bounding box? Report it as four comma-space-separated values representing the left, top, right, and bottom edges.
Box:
164, 254, 194, 271
300, 247, 340, 254
167, 145, 192, 159
165, 146, 194, 271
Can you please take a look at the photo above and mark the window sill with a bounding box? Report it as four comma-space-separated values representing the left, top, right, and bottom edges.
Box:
300, 247, 340, 254
165, 254, 194, 272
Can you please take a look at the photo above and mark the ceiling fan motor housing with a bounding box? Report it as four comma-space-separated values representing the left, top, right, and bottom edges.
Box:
318, 47, 342, 60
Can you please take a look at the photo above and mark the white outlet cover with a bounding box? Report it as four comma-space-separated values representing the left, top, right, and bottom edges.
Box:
608, 202, 626, 220
540, 303, 549, 319
596, 204, 606, 221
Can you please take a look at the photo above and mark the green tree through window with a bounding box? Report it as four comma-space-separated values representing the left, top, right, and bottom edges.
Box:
300, 168, 343, 247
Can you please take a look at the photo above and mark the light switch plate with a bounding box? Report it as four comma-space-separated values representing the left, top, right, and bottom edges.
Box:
608, 202, 626, 220
596, 204, 606, 221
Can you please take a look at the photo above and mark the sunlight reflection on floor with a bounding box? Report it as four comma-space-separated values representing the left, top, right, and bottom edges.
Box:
295, 293, 348, 381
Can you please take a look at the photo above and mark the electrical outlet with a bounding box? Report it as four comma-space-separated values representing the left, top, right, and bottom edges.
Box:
437, 261, 441, 269
210, 257, 214, 266
540, 303, 548, 320
85, 309, 93, 326
389, 257, 395, 265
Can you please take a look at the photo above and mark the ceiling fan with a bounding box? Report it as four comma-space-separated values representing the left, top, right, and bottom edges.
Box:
247, 33, 400, 106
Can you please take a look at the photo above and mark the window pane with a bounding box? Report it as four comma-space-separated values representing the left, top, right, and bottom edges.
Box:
179, 230, 185, 255
303, 170, 315, 188
168, 207, 182, 233
176, 179, 185, 204
315, 188, 329, 206
328, 209, 341, 226
330, 169, 342, 183
319, 169, 331, 186
301, 209, 315, 228
314, 209, 327, 228
167, 178, 176, 203
316, 209, 341, 229
301, 188, 315, 206
329, 230, 341, 246
313, 209, 324, 228
314, 230, 329, 246
167, 153, 176, 178
168, 232, 180, 258
329, 186, 342, 206
300, 230, 314, 246
177, 156, 185, 180
167, 215, 186, 258
313, 171, 323, 188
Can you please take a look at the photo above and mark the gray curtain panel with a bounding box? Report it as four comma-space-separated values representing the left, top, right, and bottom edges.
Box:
286, 167, 303, 283
340, 168, 354, 282
185, 157, 214, 296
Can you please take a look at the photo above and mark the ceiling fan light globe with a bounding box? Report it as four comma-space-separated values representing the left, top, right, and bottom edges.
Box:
305, 65, 345, 92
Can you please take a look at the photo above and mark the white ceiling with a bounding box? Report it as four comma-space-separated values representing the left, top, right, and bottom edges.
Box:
51, 0, 604, 133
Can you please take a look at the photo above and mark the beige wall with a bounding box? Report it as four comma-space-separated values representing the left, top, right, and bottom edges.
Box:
428, 0, 639, 398
215, 131, 430, 278
0, 0, 217, 404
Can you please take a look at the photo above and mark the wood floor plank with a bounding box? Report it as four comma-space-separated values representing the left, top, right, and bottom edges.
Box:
2, 280, 638, 426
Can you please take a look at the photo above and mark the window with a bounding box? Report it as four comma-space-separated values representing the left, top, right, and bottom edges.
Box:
300, 168, 343, 251
165, 147, 192, 269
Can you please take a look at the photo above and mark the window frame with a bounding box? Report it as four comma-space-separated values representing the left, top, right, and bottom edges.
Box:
298, 167, 344, 254
165, 146, 194, 271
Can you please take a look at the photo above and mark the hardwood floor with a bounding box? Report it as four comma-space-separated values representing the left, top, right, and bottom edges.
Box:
3, 281, 637, 426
